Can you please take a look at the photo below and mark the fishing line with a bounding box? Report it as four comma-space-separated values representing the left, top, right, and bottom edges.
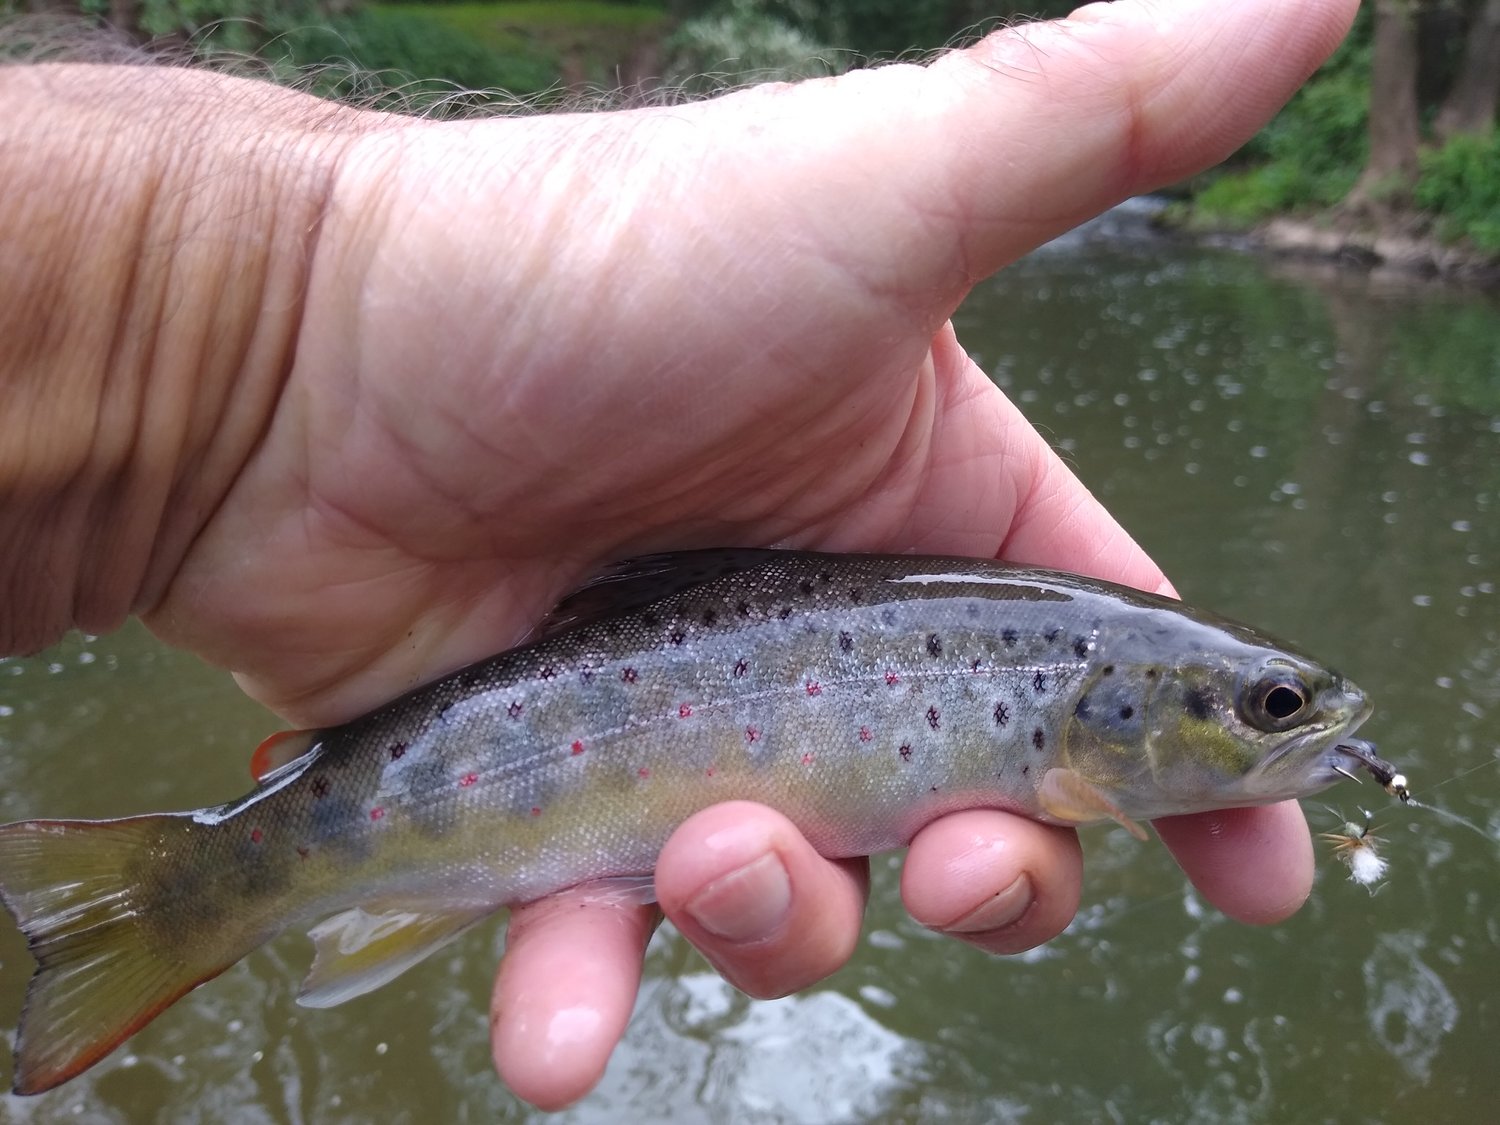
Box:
1380, 755, 1499, 842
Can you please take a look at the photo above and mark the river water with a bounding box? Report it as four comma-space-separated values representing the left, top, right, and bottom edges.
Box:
3, 208, 1498, 1123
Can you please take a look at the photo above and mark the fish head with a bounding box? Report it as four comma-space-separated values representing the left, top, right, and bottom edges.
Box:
1061, 640, 1371, 820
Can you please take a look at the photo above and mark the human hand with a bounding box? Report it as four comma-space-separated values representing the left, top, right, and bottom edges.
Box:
1, 0, 1357, 1109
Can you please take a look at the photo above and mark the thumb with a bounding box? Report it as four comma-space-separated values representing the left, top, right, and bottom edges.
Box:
666, 0, 1357, 318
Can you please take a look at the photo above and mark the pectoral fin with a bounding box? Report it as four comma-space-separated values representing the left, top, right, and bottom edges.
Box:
298, 905, 496, 1009
1038, 768, 1149, 841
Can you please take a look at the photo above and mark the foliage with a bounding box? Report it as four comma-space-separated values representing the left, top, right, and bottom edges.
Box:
663, 0, 842, 91
663, 0, 1075, 58
259, 6, 559, 109
1415, 129, 1500, 250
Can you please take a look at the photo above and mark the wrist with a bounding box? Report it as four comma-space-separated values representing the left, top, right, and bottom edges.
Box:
0, 64, 379, 652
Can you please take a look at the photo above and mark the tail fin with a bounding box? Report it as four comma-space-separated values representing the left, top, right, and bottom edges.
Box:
0, 815, 249, 1095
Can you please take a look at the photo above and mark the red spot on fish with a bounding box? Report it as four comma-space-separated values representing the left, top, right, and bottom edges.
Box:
802, 752, 814, 765
507, 700, 523, 719
745, 726, 761, 743
734, 658, 749, 678
250, 828, 263, 845
885, 670, 900, 686
806, 680, 822, 696
927, 705, 941, 730
459, 773, 479, 788
622, 667, 638, 684
899, 744, 913, 761
638, 767, 651, 779
296, 845, 310, 860
859, 726, 872, 742
389, 742, 407, 761
370, 807, 385, 821
571, 740, 585, 755
531, 806, 542, 817
311, 777, 330, 800
679, 703, 693, 718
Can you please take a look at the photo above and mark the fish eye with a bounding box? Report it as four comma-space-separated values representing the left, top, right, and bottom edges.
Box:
1241, 671, 1311, 731
1264, 685, 1306, 720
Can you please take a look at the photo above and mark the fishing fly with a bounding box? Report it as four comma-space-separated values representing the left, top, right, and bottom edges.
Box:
1320, 808, 1389, 892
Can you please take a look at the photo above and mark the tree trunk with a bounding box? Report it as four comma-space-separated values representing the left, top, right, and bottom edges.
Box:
1345, 0, 1423, 217
1434, 0, 1500, 140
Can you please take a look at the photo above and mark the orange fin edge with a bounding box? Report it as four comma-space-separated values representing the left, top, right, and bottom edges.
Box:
250, 729, 317, 783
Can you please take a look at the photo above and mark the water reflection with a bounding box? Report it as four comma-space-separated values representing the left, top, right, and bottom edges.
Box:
3, 212, 1499, 1121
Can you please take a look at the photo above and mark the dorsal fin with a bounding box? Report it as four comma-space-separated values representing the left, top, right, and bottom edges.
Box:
531, 549, 783, 640
250, 729, 318, 783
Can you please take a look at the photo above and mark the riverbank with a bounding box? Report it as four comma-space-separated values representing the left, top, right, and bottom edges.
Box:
1156, 205, 1500, 290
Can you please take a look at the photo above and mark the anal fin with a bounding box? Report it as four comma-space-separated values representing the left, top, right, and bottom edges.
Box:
298, 904, 497, 1009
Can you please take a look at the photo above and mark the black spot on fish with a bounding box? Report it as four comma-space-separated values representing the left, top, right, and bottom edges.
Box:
1119, 705, 1135, 720
899, 744, 913, 761
642, 611, 660, 629
621, 667, 638, 684
1022, 764, 1030, 776
1073, 637, 1091, 660
539, 665, 556, 680
930, 785, 940, 793
507, 701, 523, 719
1102, 664, 1115, 676
1185, 686, 1215, 721
579, 666, 595, 685
778, 606, 793, 620
799, 579, 815, 595
737, 600, 751, 617
882, 608, 897, 626
927, 706, 941, 730
311, 776, 330, 800
839, 631, 853, 653
1033, 671, 1047, 693
971, 658, 982, 672
994, 701, 1010, 726
702, 608, 718, 627
1045, 627, 1060, 643
734, 658, 749, 678
1075, 696, 1091, 719
1032, 728, 1045, 750
389, 742, 407, 761
1002, 628, 1019, 647
819, 571, 832, 584
927, 633, 943, 657
1146, 668, 1159, 680
670, 630, 685, 646
849, 587, 864, 604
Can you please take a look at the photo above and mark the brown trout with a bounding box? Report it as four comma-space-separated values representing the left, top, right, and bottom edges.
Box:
0, 550, 1400, 1094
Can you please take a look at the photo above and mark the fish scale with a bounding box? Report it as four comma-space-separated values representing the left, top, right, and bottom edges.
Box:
0, 548, 1387, 1095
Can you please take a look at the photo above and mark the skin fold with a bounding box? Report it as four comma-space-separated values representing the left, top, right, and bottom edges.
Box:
0, 0, 1357, 1109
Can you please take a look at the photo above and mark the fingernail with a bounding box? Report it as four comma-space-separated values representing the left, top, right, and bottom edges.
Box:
685, 852, 792, 943
944, 873, 1034, 934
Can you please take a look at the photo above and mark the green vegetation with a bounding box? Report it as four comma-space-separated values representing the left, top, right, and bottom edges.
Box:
1415, 129, 1500, 252
1176, 4, 1500, 261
